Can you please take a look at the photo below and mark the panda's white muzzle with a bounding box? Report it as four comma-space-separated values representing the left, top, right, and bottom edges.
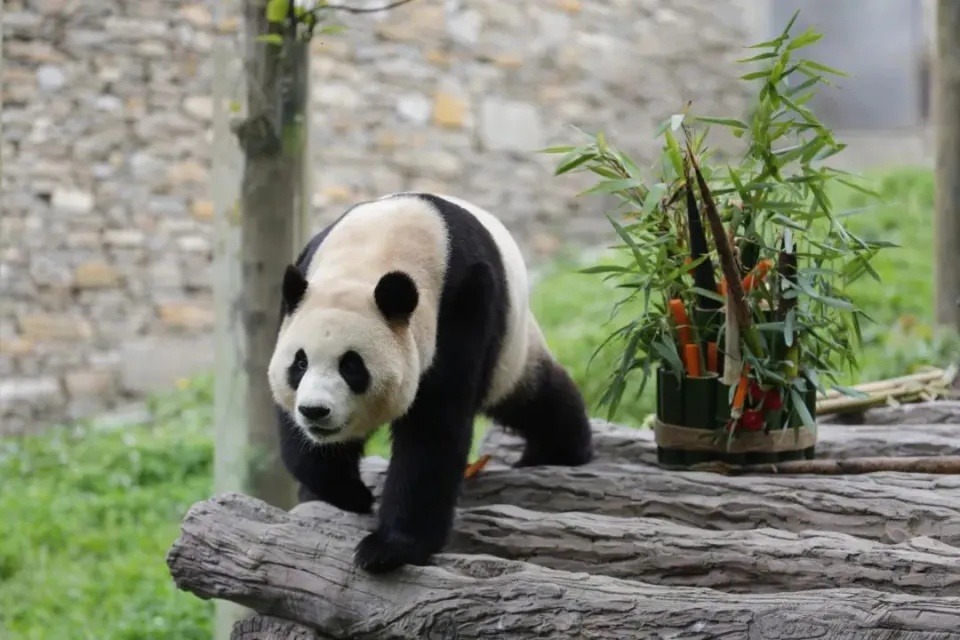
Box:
294, 368, 352, 442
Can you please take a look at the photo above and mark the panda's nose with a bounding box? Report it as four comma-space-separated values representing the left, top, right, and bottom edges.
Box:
298, 404, 331, 421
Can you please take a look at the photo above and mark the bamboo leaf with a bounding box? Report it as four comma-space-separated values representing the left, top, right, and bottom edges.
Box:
799, 59, 849, 77
790, 388, 816, 427
652, 335, 685, 376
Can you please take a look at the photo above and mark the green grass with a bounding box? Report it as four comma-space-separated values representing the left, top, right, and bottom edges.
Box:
2, 167, 957, 639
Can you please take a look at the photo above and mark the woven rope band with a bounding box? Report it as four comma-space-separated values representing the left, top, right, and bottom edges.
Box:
654, 418, 817, 454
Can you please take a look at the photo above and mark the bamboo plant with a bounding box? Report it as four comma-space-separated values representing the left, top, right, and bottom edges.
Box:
546, 14, 892, 443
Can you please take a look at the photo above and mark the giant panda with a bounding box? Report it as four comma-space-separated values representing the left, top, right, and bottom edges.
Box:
268, 191, 593, 573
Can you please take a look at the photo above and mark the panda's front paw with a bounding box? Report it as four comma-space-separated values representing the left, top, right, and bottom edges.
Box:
353, 528, 432, 573
298, 479, 374, 514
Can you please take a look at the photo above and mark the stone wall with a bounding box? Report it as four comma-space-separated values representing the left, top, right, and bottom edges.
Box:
1, 0, 755, 434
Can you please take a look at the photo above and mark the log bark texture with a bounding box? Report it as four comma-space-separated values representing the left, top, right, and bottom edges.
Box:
232, 615, 331, 640
289, 500, 960, 595
819, 400, 960, 425
168, 494, 960, 640
479, 419, 960, 467
351, 454, 960, 547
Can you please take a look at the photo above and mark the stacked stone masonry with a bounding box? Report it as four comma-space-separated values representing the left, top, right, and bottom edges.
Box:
1, 0, 754, 433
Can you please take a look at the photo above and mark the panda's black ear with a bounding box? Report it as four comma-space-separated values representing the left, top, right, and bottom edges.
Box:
282, 264, 308, 313
374, 271, 418, 325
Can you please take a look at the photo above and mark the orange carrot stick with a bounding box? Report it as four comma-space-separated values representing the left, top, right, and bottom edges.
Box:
732, 364, 752, 412
683, 343, 702, 377
743, 259, 774, 292
717, 279, 727, 297
668, 298, 693, 347
464, 454, 492, 479
706, 342, 718, 373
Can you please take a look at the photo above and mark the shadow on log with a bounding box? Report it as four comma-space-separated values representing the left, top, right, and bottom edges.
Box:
167, 494, 960, 640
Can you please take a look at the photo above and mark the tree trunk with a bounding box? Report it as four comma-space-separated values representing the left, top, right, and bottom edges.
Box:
479, 418, 960, 467
167, 494, 960, 640
282, 500, 960, 596
212, 1, 310, 636
936, 0, 960, 329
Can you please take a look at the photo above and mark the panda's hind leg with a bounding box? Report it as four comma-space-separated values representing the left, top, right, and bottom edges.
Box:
485, 354, 593, 468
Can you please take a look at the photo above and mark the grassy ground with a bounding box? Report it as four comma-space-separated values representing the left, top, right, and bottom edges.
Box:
2, 168, 957, 639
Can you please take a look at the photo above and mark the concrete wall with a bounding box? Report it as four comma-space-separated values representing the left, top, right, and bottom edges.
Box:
1, 0, 758, 433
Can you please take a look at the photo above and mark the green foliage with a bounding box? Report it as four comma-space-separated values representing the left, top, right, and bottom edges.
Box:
545, 13, 889, 429
0, 381, 215, 640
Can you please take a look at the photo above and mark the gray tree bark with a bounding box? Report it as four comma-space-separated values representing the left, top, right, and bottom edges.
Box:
232, 616, 331, 640
479, 418, 960, 467
167, 494, 960, 640
820, 400, 960, 425
282, 500, 960, 596
351, 452, 960, 547
435, 459, 960, 545
936, 0, 960, 329
211, 1, 310, 636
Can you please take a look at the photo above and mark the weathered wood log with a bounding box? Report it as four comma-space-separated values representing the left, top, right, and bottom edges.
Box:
289, 500, 960, 595
692, 456, 960, 476
232, 615, 330, 640
168, 494, 960, 639
355, 457, 960, 546
479, 420, 960, 468
820, 400, 960, 425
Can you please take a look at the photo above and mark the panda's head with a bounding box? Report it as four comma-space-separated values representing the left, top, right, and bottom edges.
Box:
268, 264, 421, 445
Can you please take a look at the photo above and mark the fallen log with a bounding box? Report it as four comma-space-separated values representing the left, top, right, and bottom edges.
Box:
479, 420, 960, 467
232, 616, 330, 640
820, 400, 960, 425
289, 500, 960, 595
692, 456, 960, 476
353, 458, 960, 545
167, 494, 960, 640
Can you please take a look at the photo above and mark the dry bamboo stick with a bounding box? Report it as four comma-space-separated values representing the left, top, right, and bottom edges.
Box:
820, 369, 946, 400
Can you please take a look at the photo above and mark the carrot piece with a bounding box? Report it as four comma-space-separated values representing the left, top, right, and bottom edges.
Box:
464, 454, 492, 479
706, 341, 718, 373
683, 343, 702, 377
732, 365, 752, 412
668, 298, 693, 347
717, 279, 727, 297
743, 259, 775, 292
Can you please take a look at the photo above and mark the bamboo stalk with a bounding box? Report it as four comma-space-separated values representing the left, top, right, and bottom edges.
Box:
690, 455, 960, 476
687, 148, 762, 357
820, 369, 946, 399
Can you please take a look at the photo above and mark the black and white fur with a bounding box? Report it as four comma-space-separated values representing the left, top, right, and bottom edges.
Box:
268, 192, 593, 573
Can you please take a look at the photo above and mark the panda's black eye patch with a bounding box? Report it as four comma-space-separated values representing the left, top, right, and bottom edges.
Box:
339, 350, 370, 394
287, 349, 308, 390
294, 349, 308, 370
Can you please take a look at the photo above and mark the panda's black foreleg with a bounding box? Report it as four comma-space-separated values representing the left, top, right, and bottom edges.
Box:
485, 357, 594, 468
354, 263, 495, 573
276, 406, 374, 514
353, 398, 475, 573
